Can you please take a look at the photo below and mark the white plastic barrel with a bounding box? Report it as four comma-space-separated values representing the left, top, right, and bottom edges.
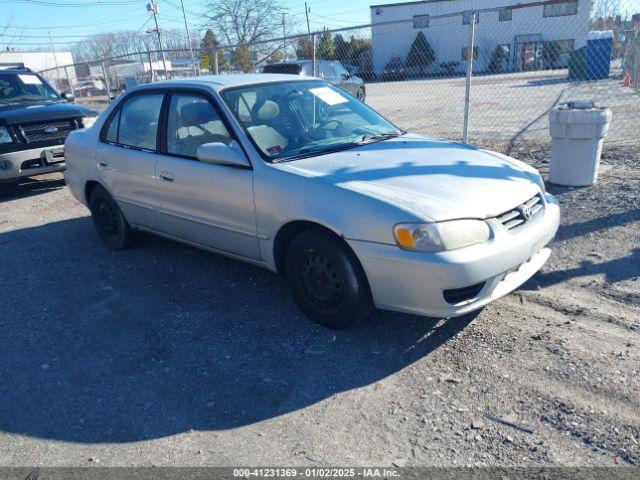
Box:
548, 102, 611, 186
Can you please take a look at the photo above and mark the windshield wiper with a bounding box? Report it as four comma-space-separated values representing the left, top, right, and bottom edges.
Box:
271, 131, 404, 163
356, 131, 402, 144
273, 142, 360, 162
10, 96, 55, 103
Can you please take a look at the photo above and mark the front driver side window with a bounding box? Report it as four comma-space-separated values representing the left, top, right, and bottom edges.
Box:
166, 93, 231, 158
116, 94, 164, 150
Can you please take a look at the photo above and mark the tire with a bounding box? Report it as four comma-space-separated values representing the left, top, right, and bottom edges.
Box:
285, 227, 373, 329
89, 184, 132, 250
357, 88, 366, 102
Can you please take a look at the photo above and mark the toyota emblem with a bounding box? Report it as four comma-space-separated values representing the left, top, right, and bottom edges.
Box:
520, 205, 533, 220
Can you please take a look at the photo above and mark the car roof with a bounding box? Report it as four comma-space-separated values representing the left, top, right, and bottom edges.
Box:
0, 68, 36, 74
134, 73, 316, 92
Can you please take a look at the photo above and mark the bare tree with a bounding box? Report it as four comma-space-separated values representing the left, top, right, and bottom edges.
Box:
71, 28, 191, 63
593, 0, 621, 21
202, 0, 286, 46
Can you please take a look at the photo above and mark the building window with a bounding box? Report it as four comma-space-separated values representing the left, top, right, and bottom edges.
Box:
413, 14, 429, 28
543, 0, 578, 17
375, 8, 382, 15
462, 47, 479, 60
499, 8, 512, 21
463, 11, 479, 25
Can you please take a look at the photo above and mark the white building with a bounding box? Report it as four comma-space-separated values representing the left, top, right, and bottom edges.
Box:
370, 0, 591, 75
0, 51, 76, 88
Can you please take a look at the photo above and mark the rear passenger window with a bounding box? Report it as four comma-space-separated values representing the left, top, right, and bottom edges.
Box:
166, 93, 231, 158
108, 94, 164, 150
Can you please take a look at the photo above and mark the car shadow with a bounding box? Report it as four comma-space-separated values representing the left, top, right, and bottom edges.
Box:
0, 174, 66, 202
0, 217, 478, 443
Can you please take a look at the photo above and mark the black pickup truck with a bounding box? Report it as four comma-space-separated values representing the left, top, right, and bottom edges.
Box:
0, 66, 97, 183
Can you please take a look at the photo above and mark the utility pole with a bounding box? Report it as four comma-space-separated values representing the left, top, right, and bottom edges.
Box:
305, 2, 311, 35
282, 12, 287, 61
147, 1, 168, 76
179, 0, 198, 75
48, 31, 62, 90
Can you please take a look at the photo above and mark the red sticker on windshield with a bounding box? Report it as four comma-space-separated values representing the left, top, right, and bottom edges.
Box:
266, 145, 282, 154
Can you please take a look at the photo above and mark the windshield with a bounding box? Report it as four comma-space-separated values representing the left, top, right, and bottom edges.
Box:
221, 80, 401, 161
0, 73, 60, 104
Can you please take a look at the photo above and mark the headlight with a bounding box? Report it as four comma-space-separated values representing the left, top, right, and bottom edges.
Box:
0, 127, 13, 144
394, 220, 490, 252
82, 116, 98, 129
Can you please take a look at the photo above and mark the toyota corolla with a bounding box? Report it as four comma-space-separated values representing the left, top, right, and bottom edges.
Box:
64, 74, 560, 329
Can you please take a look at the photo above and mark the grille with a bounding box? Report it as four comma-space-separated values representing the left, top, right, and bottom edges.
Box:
20, 119, 77, 143
497, 193, 544, 231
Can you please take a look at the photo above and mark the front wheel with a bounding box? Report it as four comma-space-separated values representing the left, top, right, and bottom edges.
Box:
285, 228, 373, 329
89, 184, 132, 250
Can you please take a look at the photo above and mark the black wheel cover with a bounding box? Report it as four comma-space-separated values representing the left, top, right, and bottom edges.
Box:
297, 249, 346, 315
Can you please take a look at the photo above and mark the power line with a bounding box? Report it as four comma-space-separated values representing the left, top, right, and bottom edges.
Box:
0, 9, 145, 29
0, 0, 143, 6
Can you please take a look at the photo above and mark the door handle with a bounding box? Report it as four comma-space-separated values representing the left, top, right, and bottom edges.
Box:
97, 161, 108, 169
159, 171, 174, 182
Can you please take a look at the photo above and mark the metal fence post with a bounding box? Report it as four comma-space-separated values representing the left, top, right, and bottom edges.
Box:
147, 51, 155, 82
63, 66, 75, 97
101, 62, 112, 103
311, 34, 317, 77
462, 12, 476, 144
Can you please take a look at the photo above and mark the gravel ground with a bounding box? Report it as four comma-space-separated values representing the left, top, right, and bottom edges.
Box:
0, 143, 638, 467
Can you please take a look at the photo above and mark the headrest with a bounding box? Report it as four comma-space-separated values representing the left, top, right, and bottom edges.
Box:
180, 101, 212, 126
255, 100, 279, 121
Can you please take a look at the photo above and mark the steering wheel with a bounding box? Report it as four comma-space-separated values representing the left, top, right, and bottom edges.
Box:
317, 118, 342, 132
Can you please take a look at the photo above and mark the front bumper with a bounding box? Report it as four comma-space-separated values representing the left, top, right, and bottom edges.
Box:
348, 193, 560, 318
0, 146, 65, 181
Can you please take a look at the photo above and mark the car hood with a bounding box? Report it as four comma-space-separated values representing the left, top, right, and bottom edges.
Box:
0, 101, 96, 125
276, 134, 542, 222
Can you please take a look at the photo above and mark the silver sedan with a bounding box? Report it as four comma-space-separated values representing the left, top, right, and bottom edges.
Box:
64, 74, 559, 329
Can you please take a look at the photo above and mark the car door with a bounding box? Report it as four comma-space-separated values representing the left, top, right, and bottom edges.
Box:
154, 90, 260, 260
95, 91, 165, 229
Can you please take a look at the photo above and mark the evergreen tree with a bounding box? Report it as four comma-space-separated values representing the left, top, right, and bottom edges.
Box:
406, 31, 436, 75
295, 37, 313, 60
200, 29, 227, 72
316, 30, 335, 60
334, 34, 348, 63
231, 46, 252, 73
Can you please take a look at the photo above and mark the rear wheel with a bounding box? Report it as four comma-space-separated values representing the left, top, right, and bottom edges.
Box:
285, 228, 373, 329
89, 184, 132, 250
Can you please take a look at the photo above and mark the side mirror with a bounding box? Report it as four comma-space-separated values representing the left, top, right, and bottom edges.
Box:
61, 92, 75, 103
196, 141, 251, 168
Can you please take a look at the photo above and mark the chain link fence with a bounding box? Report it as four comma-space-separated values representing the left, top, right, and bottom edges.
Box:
38, 0, 640, 161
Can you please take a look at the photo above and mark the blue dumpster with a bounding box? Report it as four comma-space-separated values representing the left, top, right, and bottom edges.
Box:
586, 30, 613, 80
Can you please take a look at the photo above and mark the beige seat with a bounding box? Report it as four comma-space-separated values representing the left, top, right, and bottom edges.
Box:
247, 100, 288, 155
171, 101, 230, 156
